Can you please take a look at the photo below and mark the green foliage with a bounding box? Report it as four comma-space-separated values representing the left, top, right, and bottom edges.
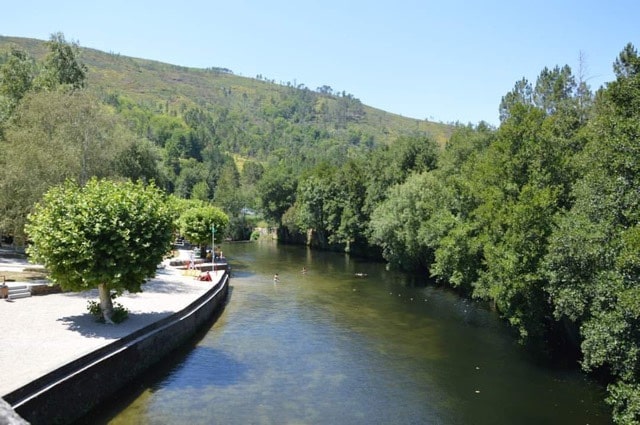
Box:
608, 381, 640, 425
369, 172, 442, 270
434, 89, 587, 343
613, 43, 640, 78
0, 34, 454, 155
363, 134, 439, 217
87, 298, 129, 324
190, 181, 210, 202
25, 178, 174, 293
178, 204, 229, 253
113, 138, 167, 187
330, 160, 368, 249
283, 160, 365, 249
543, 44, 640, 422
0, 34, 454, 247
0, 47, 36, 109
0, 90, 140, 243
241, 160, 265, 186
257, 165, 297, 225
214, 162, 242, 215
25, 178, 174, 322
294, 163, 337, 238
36, 32, 87, 91
499, 65, 592, 124
499, 78, 532, 122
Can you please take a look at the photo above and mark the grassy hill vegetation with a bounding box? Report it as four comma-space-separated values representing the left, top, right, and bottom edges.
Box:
0, 35, 452, 152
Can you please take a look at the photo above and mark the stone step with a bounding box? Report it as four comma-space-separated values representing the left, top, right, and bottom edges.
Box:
8, 291, 31, 300
7, 285, 31, 300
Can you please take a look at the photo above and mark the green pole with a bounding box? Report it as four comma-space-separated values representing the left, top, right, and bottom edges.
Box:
211, 223, 215, 262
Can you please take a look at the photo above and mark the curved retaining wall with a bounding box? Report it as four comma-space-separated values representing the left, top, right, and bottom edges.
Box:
3, 270, 229, 425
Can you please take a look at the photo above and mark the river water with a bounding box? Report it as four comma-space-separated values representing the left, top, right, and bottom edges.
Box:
82, 241, 611, 424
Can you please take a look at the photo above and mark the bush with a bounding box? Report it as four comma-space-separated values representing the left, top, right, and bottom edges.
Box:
87, 299, 129, 324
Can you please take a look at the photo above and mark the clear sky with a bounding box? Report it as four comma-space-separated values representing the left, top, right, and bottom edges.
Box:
1, 1, 637, 125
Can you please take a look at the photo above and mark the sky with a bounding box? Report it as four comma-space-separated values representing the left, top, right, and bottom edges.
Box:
1, 1, 638, 126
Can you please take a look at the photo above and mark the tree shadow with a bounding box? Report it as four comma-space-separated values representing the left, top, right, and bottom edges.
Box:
56, 310, 174, 339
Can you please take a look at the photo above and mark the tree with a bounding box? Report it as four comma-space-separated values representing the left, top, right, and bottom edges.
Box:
499, 78, 533, 122
173, 158, 207, 199
179, 204, 229, 257
113, 138, 167, 188
214, 162, 242, 215
293, 163, 338, 246
190, 181, 210, 202
431, 75, 589, 346
241, 160, 265, 186
363, 134, 439, 217
331, 159, 368, 251
36, 32, 87, 91
25, 179, 175, 323
0, 91, 136, 243
533, 65, 576, 115
613, 43, 640, 78
369, 171, 442, 271
257, 165, 297, 225
0, 47, 36, 117
544, 43, 640, 424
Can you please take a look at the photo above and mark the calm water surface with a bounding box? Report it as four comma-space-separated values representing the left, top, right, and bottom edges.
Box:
82, 241, 611, 424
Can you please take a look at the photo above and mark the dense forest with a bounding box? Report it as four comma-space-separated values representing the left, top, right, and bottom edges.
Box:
1, 34, 640, 424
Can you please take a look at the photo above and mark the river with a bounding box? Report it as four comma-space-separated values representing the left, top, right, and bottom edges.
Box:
80, 241, 611, 424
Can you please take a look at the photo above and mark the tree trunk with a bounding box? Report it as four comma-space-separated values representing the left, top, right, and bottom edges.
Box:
98, 283, 114, 324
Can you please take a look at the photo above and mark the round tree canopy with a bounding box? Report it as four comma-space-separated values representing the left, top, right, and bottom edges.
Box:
26, 178, 175, 294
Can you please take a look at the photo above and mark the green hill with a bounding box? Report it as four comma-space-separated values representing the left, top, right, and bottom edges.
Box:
0, 35, 453, 157
0, 34, 455, 243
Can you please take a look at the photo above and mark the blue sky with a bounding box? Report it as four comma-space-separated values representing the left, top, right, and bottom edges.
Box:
1, 1, 637, 125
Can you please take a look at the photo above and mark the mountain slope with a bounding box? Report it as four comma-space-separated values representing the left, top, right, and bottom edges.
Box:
0, 35, 454, 150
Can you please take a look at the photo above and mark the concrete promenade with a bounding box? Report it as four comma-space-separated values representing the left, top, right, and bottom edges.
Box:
0, 250, 223, 398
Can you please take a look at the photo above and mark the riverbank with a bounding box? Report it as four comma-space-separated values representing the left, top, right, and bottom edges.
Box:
0, 250, 228, 423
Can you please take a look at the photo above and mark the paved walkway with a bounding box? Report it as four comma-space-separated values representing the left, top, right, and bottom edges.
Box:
0, 250, 223, 397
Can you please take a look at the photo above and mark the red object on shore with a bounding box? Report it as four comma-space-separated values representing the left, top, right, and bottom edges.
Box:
198, 271, 212, 281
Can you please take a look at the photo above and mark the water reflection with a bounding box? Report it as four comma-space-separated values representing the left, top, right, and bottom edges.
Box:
83, 241, 611, 425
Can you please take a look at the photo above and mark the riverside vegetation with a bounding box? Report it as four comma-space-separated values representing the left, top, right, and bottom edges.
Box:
1, 33, 640, 423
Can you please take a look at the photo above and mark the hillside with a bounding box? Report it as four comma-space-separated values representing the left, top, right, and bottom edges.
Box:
0, 35, 453, 154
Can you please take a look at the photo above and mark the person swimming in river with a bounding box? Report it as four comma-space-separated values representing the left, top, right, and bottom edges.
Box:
273, 273, 279, 282
302, 267, 307, 274
355, 272, 368, 277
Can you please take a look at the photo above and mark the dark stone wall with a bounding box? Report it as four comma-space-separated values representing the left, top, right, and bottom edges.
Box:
277, 226, 384, 260
3, 271, 229, 425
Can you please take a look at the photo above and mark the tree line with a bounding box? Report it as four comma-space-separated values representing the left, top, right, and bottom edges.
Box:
259, 44, 640, 424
